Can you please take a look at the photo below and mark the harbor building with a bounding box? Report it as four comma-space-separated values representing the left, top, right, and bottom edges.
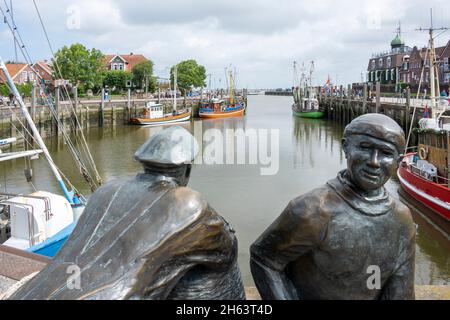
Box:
367, 25, 412, 92
366, 24, 450, 93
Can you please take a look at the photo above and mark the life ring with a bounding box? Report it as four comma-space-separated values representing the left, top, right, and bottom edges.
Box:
418, 147, 428, 160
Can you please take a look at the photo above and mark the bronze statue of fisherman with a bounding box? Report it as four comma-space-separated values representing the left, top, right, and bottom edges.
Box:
250, 114, 416, 300
10, 126, 245, 300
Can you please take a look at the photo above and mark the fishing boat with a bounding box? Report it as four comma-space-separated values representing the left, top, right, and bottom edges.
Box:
397, 22, 450, 232
0, 2, 101, 258
130, 66, 191, 126
0, 59, 90, 257
199, 67, 246, 119
292, 61, 324, 119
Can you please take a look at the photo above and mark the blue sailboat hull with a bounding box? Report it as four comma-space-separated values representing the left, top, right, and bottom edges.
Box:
26, 222, 75, 257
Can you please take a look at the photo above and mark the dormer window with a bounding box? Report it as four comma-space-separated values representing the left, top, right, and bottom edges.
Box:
371, 60, 375, 69
379, 58, 383, 67
387, 57, 391, 68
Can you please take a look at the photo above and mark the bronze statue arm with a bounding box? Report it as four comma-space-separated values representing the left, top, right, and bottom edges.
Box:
380, 233, 415, 300
250, 200, 323, 300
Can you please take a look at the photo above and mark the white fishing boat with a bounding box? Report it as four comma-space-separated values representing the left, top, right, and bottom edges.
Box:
130, 66, 191, 126
0, 57, 93, 257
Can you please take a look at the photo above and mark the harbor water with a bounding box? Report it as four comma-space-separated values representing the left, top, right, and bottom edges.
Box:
1, 95, 449, 286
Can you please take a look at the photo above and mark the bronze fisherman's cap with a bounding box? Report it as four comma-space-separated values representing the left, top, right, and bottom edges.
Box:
134, 126, 199, 168
344, 113, 406, 154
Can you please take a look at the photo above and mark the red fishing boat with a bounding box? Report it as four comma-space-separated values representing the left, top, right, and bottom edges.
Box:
199, 67, 246, 119
397, 23, 450, 232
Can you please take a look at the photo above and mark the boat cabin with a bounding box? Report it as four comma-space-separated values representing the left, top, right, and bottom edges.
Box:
0, 191, 74, 251
301, 98, 319, 112
410, 119, 450, 185
144, 102, 164, 119
210, 98, 224, 111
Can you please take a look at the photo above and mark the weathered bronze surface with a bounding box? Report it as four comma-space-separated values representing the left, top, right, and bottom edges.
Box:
250, 114, 416, 300
10, 126, 245, 300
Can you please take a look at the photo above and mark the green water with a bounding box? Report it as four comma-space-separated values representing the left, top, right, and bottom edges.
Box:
1, 95, 448, 286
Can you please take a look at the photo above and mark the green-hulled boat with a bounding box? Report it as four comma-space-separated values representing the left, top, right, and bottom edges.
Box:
292, 61, 324, 119
292, 110, 324, 118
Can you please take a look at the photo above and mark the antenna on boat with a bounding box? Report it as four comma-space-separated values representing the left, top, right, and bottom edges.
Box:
416, 8, 449, 119
404, 9, 449, 153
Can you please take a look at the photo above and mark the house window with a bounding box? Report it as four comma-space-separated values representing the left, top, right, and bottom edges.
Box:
371, 60, 375, 69
385, 70, 389, 81
387, 57, 391, 68
379, 58, 383, 67
119, 64, 124, 71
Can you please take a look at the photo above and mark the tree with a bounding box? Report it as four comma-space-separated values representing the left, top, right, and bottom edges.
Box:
170, 60, 206, 95
103, 70, 133, 94
132, 60, 156, 92
53, 43, 105, 93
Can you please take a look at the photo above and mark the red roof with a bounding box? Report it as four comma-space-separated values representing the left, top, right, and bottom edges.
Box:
0, 63, 28, 83
104, 54, 148, 71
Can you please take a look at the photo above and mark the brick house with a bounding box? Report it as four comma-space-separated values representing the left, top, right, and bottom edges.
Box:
0, 63, 38, 85
32, 60, 53, 84
104, 53, 148, 72
397, 40, 450, 91
367, 29, 412, 92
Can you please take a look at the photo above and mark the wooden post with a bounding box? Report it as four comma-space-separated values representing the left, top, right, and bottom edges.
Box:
73, 86, 78, 131
363, 83, 368, 114
125, 88, 131, 124
375, 82, 380, 113
99, 87, 105, 127
54, 86, 60, 135
405, 87, 411, 139
10, 113, 16, 139
347, 84, 352, 121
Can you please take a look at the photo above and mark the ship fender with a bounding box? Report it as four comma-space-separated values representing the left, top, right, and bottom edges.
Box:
419, 147, 428, 160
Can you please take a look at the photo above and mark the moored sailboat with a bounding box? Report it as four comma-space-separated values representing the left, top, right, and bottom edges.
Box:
130, 66, 191, 126
199, 67, 246, 119
292, 61, 324, 119
0, 58, 87, 256
397, 20, 450, 232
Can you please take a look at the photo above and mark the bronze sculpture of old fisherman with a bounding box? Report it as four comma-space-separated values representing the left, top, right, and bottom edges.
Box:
250, 113, 416, 300
10, 126, 245, 300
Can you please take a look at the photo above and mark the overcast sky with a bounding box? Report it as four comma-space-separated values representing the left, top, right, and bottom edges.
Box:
0, 0, 448, 88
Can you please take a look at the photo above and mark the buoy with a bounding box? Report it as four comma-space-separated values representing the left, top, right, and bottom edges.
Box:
419, 147, 428, 160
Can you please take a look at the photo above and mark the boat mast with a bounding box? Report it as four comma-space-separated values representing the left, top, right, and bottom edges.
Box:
0, 57, 81, 205
417, 9, 449, 119
229, 67, 234, 106
173, 65, 177, 113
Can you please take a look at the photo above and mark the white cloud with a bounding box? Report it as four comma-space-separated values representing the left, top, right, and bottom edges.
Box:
0, 0, 448, 88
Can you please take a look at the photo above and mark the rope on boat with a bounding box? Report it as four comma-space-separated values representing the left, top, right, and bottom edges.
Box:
0, 1, 101, 194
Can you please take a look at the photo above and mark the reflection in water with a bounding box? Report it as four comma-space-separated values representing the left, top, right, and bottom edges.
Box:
0, 95, 448, 286
292, 117, 345, 169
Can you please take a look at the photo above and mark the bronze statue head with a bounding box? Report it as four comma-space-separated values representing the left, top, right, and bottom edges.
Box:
134, 126, 199, 186
342, 114, 405, 194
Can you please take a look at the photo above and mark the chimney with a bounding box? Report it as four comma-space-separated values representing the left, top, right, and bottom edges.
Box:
130, 52, 133, 56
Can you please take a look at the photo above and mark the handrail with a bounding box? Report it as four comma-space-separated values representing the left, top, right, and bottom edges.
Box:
0, 201, 37, 247
0, 193, 52, 221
